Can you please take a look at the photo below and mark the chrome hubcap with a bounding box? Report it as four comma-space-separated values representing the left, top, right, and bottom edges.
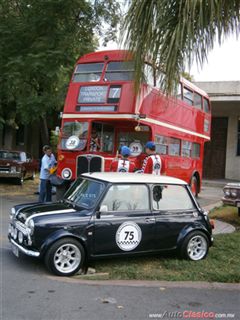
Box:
54, 244, 81, 273
187, 235, 207, 260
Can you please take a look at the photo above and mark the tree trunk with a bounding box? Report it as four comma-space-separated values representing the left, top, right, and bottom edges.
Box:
4, 126, 15, 149
40, 117, 49, 145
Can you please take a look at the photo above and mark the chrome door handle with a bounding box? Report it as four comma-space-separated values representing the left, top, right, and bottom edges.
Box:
145, 217, 155, 223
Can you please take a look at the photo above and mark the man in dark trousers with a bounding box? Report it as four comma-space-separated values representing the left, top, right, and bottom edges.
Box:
39, 145, 56, 202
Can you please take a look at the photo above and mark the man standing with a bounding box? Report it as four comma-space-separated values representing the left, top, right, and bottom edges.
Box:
141, 141, 162, 175
110, 146, 136, 172
39, 145, 56, 202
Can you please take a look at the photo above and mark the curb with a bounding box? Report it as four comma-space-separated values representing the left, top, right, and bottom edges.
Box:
46, 276, 240, 290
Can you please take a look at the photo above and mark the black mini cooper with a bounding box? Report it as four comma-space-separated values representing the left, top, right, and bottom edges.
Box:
8, 172, 213, 276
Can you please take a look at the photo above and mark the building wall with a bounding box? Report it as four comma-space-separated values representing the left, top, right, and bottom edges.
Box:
226, 115, 240, 179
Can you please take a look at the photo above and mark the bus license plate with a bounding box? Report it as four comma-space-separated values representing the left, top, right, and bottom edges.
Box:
11, 243, 19, 257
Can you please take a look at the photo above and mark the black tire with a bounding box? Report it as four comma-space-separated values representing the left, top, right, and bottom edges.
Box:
16, 175, 24, 186
238, 207, 240, 217
44, 238, 85, 276
180, 231, 209, 261
30, 171, 36, 180
190, 176, 199, 197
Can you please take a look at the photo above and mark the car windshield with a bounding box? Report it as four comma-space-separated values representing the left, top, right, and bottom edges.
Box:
0, 151, 21, 161
64, 178, 104, 208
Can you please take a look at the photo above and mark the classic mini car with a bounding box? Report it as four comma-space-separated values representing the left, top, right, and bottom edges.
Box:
0, 150, 38, 185
8, 173, 213, 276
222, 183, 240, 216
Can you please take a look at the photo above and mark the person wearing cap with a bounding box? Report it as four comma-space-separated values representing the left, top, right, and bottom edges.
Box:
90, 128, 101, 152
141, 141, 162, 175
110, 146, 136, 172
39, 145, 56, 202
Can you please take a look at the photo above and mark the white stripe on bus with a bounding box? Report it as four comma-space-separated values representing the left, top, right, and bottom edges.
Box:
62, 113, 210, 140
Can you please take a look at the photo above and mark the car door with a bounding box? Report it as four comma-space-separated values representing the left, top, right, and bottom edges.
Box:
93, 183, 156, 256
151, 184, 198, 250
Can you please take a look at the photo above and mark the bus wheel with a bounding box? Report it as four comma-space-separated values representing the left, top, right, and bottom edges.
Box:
190, 176, 198, 197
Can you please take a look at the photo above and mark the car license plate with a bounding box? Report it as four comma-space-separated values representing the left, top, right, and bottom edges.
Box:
11, 243, 19, 257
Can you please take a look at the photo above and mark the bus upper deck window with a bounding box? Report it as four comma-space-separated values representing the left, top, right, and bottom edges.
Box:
105, 61, 134, 81
203, 98, 210, 113
73, 63, 104, 82
194, 93, 202, 110
183, 87, 194, 106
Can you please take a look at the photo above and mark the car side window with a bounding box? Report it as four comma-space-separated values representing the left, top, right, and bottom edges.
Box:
101, 184, 149, 212
152, 184, 194, 211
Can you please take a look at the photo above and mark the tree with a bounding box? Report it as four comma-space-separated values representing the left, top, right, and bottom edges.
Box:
0, 0, 120, 143
123, 0, 240, 93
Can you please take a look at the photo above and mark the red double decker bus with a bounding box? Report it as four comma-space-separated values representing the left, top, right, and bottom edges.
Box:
57, 50, 211, 196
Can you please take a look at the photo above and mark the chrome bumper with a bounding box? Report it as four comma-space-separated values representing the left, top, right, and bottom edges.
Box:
10, 238, 40, 257
0, 172, 21, 178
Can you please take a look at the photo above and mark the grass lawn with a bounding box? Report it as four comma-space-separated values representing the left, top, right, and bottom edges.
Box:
90, 232, 240, 283
209, 205, 240, 228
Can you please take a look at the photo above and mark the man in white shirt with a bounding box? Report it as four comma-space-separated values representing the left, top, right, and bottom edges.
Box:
39, 145, 56, 202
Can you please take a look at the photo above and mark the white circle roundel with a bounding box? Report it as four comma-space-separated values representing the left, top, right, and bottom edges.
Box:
66, 136, 80, 150
116, 222, 142, 251
129, 142, 143, 156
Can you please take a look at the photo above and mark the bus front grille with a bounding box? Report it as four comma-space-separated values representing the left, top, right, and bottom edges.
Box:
77, 155, 103, 176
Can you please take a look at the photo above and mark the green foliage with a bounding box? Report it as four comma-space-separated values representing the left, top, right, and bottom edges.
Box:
123, 0, 240, 93
94, 232, 240, 283
0, 0, 120, 127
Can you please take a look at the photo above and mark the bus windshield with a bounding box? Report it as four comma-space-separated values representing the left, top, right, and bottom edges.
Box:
60, 121, 89, 151
73, 63, 104, 82
104, 61, 134, 81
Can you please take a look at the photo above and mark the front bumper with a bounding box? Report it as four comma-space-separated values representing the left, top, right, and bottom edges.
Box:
222, 197, 240, 207
0, 172, 22, 178
9, 238, 40, 258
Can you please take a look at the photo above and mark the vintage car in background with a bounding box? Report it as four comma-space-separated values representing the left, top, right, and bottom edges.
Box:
222, 183, 240, 216
8, 172, 214, 276
0, 150, 38, 185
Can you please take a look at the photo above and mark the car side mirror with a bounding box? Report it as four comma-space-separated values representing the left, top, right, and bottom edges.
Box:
96, 205, 108, 219
153, 186, 162, 202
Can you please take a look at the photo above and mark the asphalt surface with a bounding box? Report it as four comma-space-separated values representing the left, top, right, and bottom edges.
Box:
1, 186, 239, 320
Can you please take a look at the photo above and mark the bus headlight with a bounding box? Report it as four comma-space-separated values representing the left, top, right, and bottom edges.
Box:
61, 168, 72, 180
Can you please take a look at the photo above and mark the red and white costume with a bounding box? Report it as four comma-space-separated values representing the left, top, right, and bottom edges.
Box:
141, 154, 162, 175
110, 159, 136, 173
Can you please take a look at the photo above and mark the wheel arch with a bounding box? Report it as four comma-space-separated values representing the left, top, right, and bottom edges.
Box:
176, 225, 212, 249
40, 230, 88, 258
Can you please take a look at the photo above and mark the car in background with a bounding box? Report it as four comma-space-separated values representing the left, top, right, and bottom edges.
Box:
222, 183, 240, 216
8, 172, 213, 276
0, 150, 38, 185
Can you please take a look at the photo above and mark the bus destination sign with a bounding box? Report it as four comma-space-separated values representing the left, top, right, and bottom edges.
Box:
78, 86, 108, 104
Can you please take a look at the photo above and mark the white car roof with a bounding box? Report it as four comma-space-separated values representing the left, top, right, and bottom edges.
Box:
82, 172, 187, 185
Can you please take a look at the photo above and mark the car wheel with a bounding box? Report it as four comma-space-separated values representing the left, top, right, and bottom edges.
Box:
190, 176, 198, 197
31, 171, 36, 180
16, 175, 24, 186
44, 238, 85, 276
180, 231, 209, 261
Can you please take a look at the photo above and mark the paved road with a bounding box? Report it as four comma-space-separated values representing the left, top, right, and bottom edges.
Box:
1, 195, 239, 320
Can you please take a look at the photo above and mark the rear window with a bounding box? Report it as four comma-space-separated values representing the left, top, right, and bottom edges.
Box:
72, 63, 104, 82
104, 61, 134, 81
152, 185, 194, 211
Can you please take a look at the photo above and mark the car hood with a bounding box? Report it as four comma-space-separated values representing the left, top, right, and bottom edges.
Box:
15, 202, 89, 223
0, 159, 21, 165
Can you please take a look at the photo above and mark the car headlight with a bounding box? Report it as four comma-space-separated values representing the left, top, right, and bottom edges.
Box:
18, 231, 24, 244
9, 207, 16, 221
61, 168, 72, 180
10, 166, 17, 173
230, 189, 237, 198
11, 207, 16, 215
27, 219, 35, 235
224, 189, 230, 197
